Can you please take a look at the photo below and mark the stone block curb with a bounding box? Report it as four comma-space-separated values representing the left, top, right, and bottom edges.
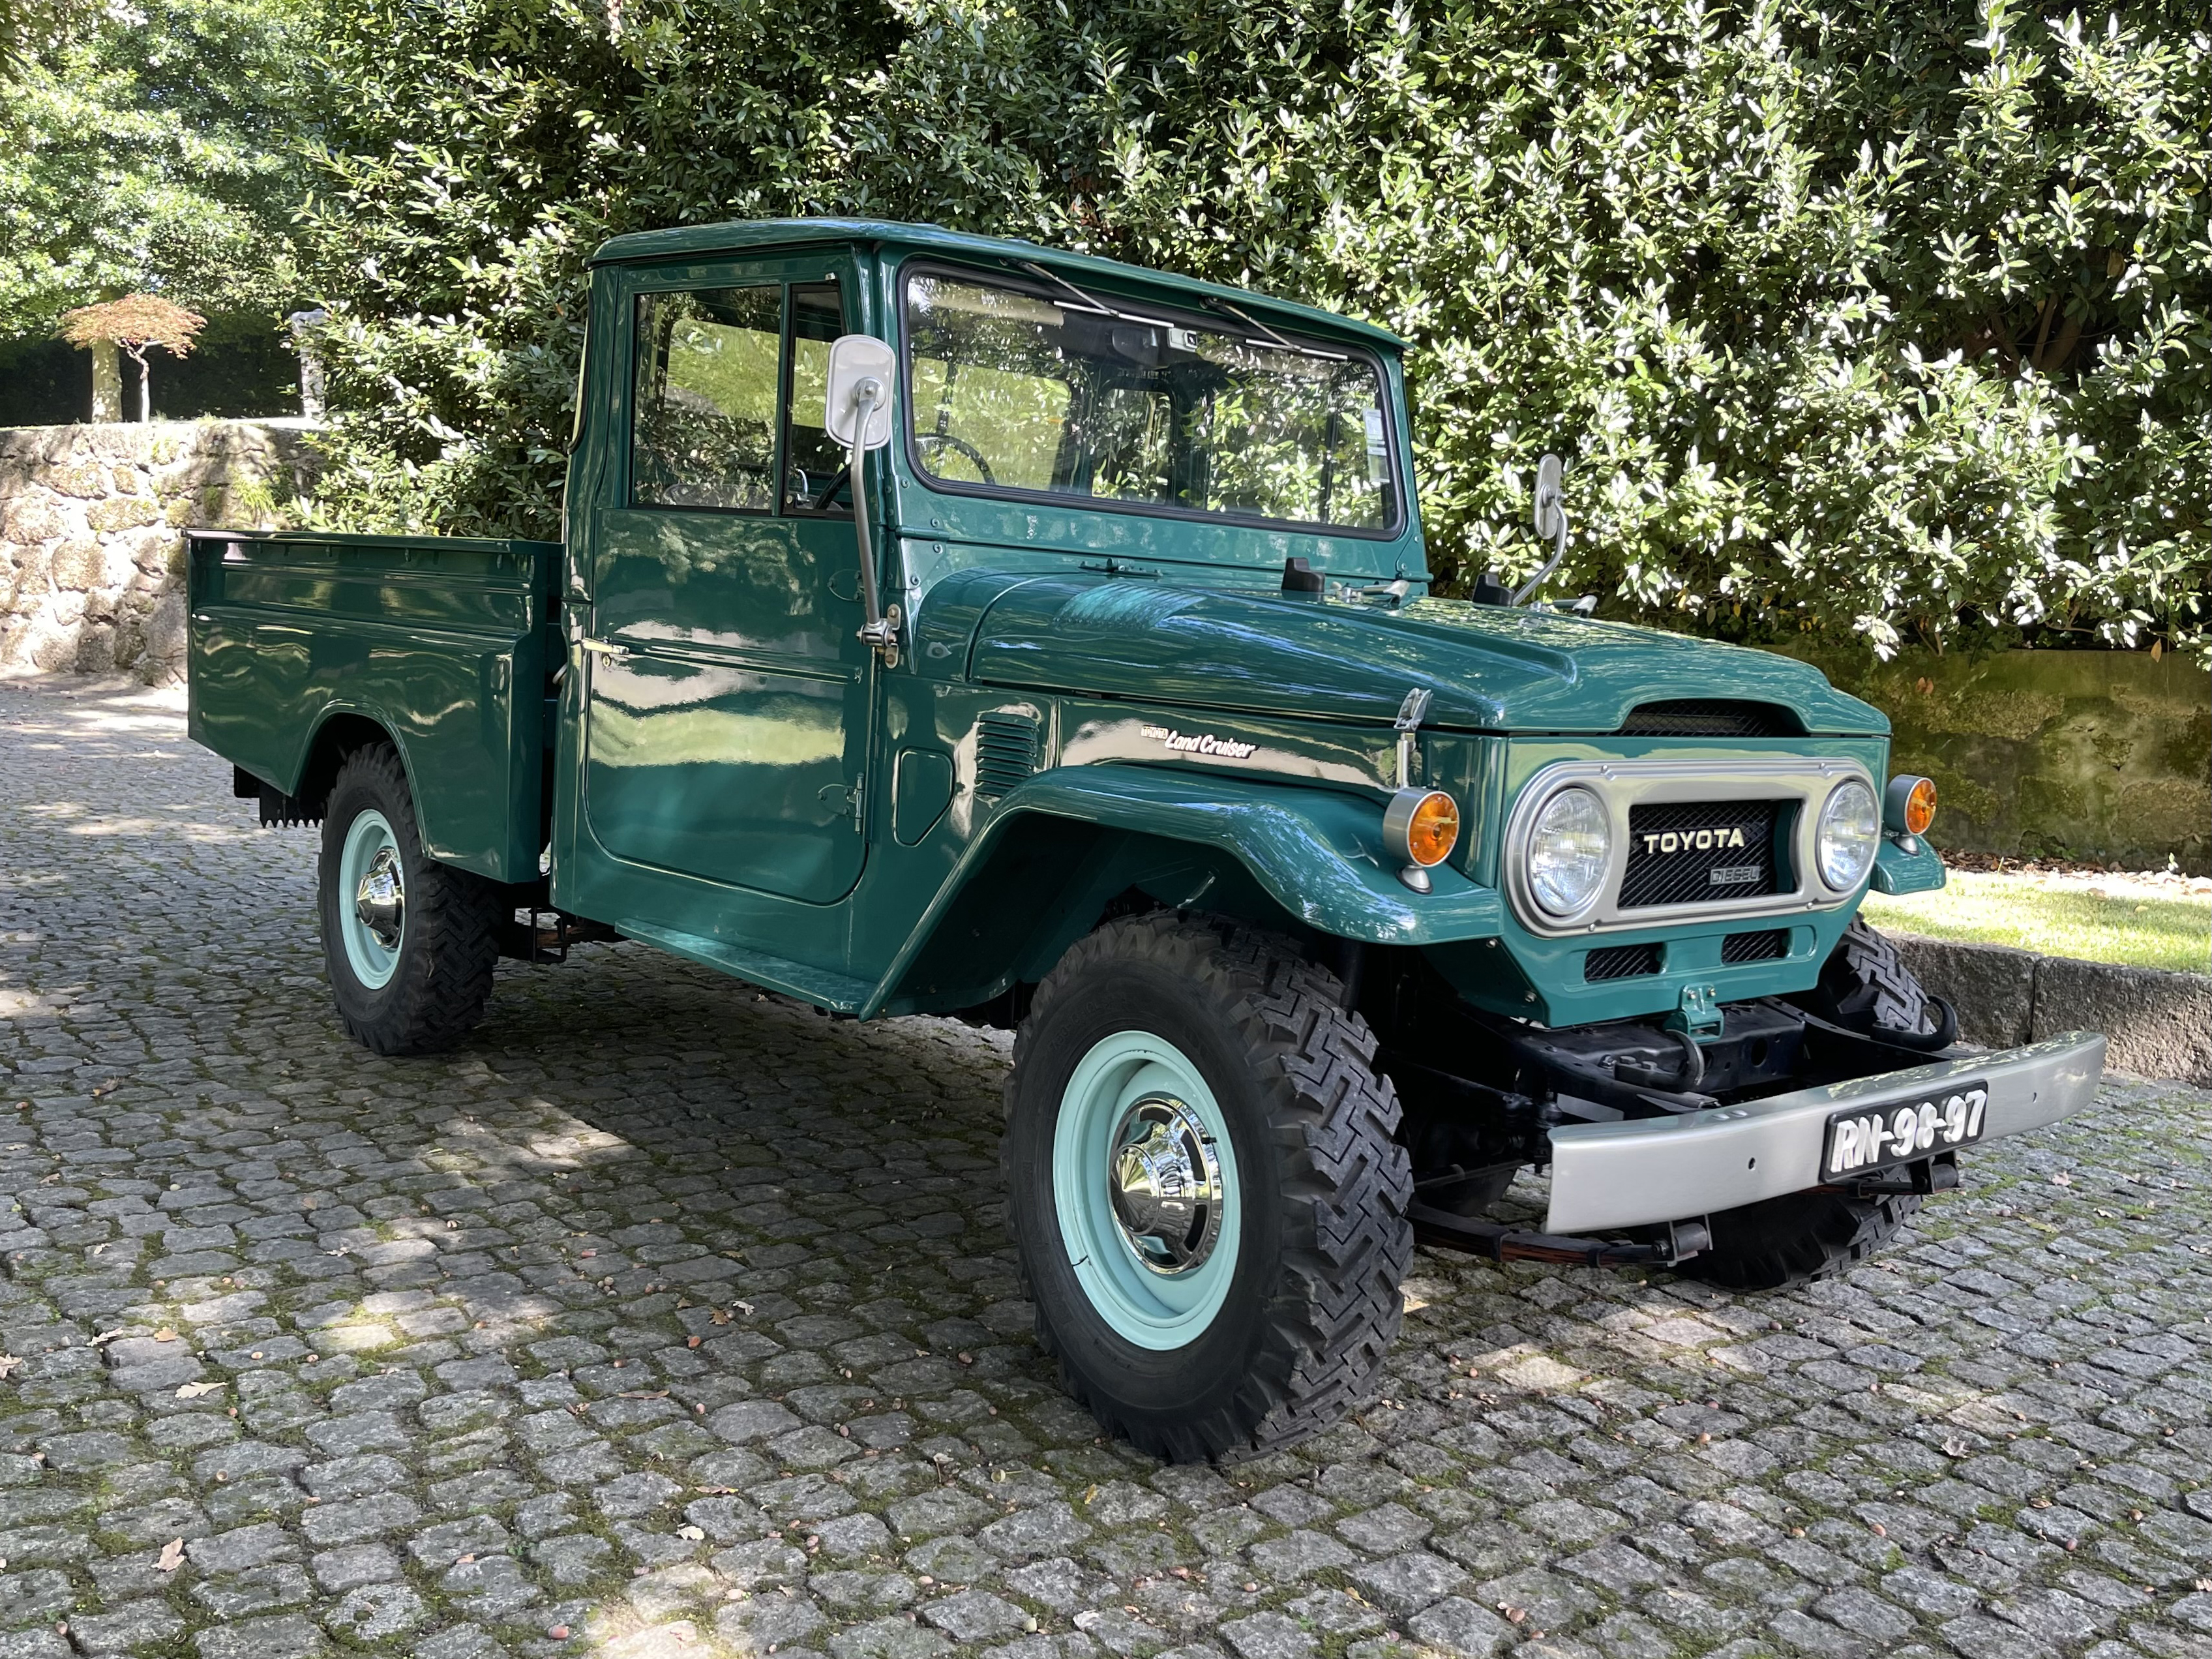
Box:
1889, 930, 2212, 1084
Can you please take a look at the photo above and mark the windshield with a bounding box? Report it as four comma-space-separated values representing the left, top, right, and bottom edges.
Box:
903, 271, 1399, 533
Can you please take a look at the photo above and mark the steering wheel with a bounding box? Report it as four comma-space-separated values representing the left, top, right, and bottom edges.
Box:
916, 430, 997, 486
807, 464, 850, 511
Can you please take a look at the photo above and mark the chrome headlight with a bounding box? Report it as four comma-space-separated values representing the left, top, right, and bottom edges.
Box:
1527, 786, 1611, 916
1816, 779, 1879, 890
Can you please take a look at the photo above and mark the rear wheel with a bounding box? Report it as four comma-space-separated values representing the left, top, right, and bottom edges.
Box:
1003, 914, 1412, 1462
318, 743, 502, 1055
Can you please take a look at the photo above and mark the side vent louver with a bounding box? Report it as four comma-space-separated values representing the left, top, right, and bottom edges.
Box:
974, 712, 1040, 803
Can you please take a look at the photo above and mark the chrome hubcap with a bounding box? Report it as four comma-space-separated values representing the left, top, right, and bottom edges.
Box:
353, 847, 404, 950
1107, 1096, 1225, 1276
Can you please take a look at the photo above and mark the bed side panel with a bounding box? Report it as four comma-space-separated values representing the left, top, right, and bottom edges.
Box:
187, 530, 560, 882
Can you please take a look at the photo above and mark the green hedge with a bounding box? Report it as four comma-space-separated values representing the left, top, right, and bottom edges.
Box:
296, 0, 2211, 659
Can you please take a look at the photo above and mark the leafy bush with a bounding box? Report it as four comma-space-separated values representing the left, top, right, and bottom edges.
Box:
295, 0, 2211, 659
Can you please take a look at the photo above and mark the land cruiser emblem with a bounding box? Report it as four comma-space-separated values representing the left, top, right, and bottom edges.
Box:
1141, 725, 1257, 760
1641, 827, 1748, 856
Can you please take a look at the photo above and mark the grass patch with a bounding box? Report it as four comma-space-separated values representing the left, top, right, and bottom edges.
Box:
1866, 869, 2212, 974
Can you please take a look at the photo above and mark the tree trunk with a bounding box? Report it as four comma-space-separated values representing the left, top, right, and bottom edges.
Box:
136, 353, 150, 423
89, 343, 122, 422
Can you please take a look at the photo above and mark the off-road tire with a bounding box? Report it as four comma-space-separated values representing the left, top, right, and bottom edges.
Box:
1806, 918, 1939, 1038
318, 743, 502, 1055
1003, 914, 1414, 1463
1684, 1189, 1922, 1291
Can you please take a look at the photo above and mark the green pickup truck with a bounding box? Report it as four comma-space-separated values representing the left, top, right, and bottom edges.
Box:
188, 217, 2106, 1463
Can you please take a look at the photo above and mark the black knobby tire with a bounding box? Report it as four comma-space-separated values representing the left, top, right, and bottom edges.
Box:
1694, 918, 1940, 1289
1002, 914, 1414, 1463
318, 743, 503, 1055
1684, 1189, 1922, 1292
1807, 918, 1939, 1038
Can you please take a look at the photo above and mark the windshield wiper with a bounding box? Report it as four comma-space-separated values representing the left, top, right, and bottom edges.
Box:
1018, 260, 1346, 363
1201, 297, 1348, 363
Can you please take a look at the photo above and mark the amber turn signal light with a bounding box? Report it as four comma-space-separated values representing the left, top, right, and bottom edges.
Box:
1384, 788, 1460, 873
1883, 775, 1937, 837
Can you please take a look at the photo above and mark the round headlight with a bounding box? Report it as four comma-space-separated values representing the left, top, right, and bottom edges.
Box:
1527, 786, 1611, 916
1817, 779, 1879, 890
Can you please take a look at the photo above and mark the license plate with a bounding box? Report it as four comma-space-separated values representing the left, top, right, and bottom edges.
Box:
1822, 1082, 1988, 1180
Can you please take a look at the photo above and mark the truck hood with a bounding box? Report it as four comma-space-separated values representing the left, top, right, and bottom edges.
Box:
954, 575, 1884, 735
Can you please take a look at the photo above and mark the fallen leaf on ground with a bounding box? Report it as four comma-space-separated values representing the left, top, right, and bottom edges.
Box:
175, 1381, 222, 1399
157, 1539, 185, 1572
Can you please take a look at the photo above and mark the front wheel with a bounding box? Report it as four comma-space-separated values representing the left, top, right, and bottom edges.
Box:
1682, 1189, 1922, 1291
1003, 915, 1413, 1462
318, 743, 503, 1055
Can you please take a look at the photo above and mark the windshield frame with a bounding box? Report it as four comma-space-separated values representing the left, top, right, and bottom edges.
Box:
894, 259, 1407, 542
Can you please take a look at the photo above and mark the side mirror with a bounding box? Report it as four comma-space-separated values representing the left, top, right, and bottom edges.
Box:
1531, 453, 1566, 546
823, 334, 901, 668
824, 335, 896, 452
1512, 452, 1571, 606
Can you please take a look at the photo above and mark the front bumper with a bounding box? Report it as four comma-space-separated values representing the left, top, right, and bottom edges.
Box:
1544, 1032, 2108, 1234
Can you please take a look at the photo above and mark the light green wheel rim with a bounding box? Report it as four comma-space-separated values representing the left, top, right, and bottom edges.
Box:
338, 809, 403, 990
1052, 1030, 1241, 1351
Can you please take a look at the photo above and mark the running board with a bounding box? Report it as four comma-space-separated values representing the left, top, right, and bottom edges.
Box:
614, 920, 872, 1015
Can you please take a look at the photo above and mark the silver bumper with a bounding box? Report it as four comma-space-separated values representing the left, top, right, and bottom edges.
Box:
1544, 1032, 2108, 1234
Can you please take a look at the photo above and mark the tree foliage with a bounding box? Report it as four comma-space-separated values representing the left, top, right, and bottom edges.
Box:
0, 0, 309, 336
59, 291, 207, 419
295, 0, 2211, 658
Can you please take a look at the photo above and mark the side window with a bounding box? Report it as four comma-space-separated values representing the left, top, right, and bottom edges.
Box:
782, 281, 847, 511
631, 286, 781, 511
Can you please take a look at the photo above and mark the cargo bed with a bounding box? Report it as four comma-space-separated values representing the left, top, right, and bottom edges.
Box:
186, 529, 562, 883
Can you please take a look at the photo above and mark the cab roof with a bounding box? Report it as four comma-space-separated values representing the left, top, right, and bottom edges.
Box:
588, 217, 1407, 353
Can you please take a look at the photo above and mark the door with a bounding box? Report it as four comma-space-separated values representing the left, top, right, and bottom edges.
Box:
580, 261, 874, 909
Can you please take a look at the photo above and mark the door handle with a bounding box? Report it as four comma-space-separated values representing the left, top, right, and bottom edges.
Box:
580, 638, 626, 659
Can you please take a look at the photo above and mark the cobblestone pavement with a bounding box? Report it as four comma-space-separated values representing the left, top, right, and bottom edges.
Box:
0, 674, 2209, 1659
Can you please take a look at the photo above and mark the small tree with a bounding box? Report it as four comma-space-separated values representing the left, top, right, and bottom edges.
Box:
58, 295, 206, 423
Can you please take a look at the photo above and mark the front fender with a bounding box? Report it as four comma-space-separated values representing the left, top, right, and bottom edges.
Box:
992, 767, 1502, 943
1871, 834, 1945, 896
863, 765, 1502, 1018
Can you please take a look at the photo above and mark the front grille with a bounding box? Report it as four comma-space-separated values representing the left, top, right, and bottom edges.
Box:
1620, 800, 1783, 909
974, 712, 1039, 802
1584, 942, 1662, 981
1618, 700, 1799, 738
1721, 927, 1790, 964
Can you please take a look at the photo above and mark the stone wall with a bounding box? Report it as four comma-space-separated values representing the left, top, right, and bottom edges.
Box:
1891, 931, 2212, 1085
1783, 642, 2211, 874
0, 421, 315, 683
